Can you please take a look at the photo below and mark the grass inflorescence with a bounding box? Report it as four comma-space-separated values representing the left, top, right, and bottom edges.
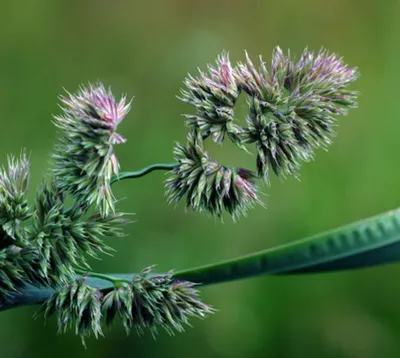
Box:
0, 46, 359, 346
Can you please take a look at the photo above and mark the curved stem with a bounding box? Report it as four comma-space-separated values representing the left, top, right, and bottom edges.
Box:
62, 162, 178, 216
111, 162, 178, 184
74, 269, 127, 286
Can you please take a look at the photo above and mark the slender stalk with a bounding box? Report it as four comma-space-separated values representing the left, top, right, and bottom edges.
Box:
111, 162, 178, 184
74, 269, 128, 286
62, 162, 178, 216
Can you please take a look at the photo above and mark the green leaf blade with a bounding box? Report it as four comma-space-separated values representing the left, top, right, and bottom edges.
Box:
3, 208, 400, 312
174, 208, 400, 284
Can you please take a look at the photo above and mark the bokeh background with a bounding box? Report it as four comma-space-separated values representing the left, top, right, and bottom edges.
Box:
0, 0, 398, 357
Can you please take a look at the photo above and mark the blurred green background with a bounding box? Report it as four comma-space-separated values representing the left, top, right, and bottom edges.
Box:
0, 0, 398, 357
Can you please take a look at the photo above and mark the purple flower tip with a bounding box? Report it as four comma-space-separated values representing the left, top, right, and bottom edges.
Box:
85, 84, 131, 126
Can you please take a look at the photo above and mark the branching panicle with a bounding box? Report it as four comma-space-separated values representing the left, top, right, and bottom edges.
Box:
171, 46, 359, 212
0, 45, 360, 346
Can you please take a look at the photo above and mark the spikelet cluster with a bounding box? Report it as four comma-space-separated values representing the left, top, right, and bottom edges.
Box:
53, 83, 130, 217
165, 131, 262, 220
0, 245, 43, 304
0, 152, 31, 239
179, 53, 243, 146
42, 267, 214, 345
0, 154, 43, 301
166, 47, 359, 218
31, 180, 125, 283
236, 47, 359, 180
